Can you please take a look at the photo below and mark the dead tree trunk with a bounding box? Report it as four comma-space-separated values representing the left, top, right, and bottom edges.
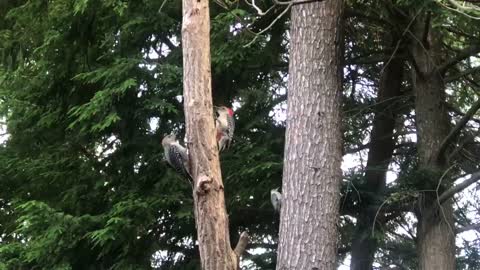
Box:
276, 1, 344, 269
181, 1, 248, 269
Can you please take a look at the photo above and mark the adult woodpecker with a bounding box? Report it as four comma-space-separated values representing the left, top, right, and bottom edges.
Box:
270, 188, 282, 213
215, 106, 235, 152
161, 133, 192, 181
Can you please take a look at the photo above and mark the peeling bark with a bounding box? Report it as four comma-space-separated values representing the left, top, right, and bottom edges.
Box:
181, 0, 247, 268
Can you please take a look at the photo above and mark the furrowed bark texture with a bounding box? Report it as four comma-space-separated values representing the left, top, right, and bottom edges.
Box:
181, 1, 241, 269
410, 16, 455, 270
276, 1, 344, 269
350, 58, 404, 270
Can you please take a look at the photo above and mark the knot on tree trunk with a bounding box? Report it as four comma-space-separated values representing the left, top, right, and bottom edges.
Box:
196, 175, 213, 194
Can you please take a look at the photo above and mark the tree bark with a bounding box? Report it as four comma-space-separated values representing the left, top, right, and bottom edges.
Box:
410, 15, 456, 270
276, 1, 344, 269
350, 57, 404, 270
181, 1, 247, 269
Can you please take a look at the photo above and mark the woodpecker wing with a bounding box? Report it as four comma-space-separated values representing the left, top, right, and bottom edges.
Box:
167, 145, 191, 180
270, 190, 282, 212
227, 114, 235, 143
228, 114, 235, 135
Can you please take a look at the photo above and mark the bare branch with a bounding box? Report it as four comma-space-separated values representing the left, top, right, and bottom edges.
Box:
246, 242, 276, 249
445, 66, 480, 83
344, 8, 393, 26
446, 102, 480, 124
446, 0, 480, 15
439, 171, 480, 204
213, 0, 230, 10
233, 231, 250, 257
448, 133, 477, 162
345, 141, 415, 155
438, 44, 480, 73
159, 35, 177, 51
345, 53, 406, 65
447, 0, 480, 11
245, 0, 275, 15
273, 0, 325, 5
244, 3, 292, 47
438, 98, 480, 159
436, 0, 480, 20
457, 223, 480, 234
158, 0, 168, 13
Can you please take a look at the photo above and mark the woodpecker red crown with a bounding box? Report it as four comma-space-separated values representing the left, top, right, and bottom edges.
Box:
227, 108, 234, 116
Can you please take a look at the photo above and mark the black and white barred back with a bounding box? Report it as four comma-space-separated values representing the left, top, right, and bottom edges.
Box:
165, 143, 191, 181
227, 114, 235, 141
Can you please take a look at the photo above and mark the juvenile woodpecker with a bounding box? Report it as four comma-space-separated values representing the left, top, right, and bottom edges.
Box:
270, 188, 282, 213
215, 106, 235, 152
162, 134, 192, 181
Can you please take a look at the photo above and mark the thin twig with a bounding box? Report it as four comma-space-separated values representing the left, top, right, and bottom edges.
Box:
273, 0, 324, 5
371, 199, 390, 236
158, 0, 168, 13
243, 3, 292, 47
245, 0, 275, 15
434, 164, 457, 237
438, 44, 480, 73
380, 6, 426, 74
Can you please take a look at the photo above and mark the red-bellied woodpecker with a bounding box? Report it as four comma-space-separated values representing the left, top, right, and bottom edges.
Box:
215, 106, 235, 152
270, 188, 282, 213
161, 133, 192, 181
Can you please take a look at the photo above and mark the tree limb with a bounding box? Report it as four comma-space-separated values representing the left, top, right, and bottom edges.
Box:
446, 102, 480, 125
448, 134, 476, 162
446, 0, 480, 13
244, 2, 292, 47
438, 170, 480, 204
273, 0, 325, 5
445, 66, 480, 83
158, 35, 177, 51
345, 141, 416, 155
233, 231, 250, 257
437, 97, 480, 159
457, 223, 480, 234
438, 44, 480, 73
345, 53, 406, 65
344, 8, 393, 26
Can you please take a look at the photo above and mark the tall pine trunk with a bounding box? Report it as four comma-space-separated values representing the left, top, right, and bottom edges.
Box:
350, 57, 404, 270
276, 1, 344, 269
181, 1, 247, 269
410, 16, 456, 270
